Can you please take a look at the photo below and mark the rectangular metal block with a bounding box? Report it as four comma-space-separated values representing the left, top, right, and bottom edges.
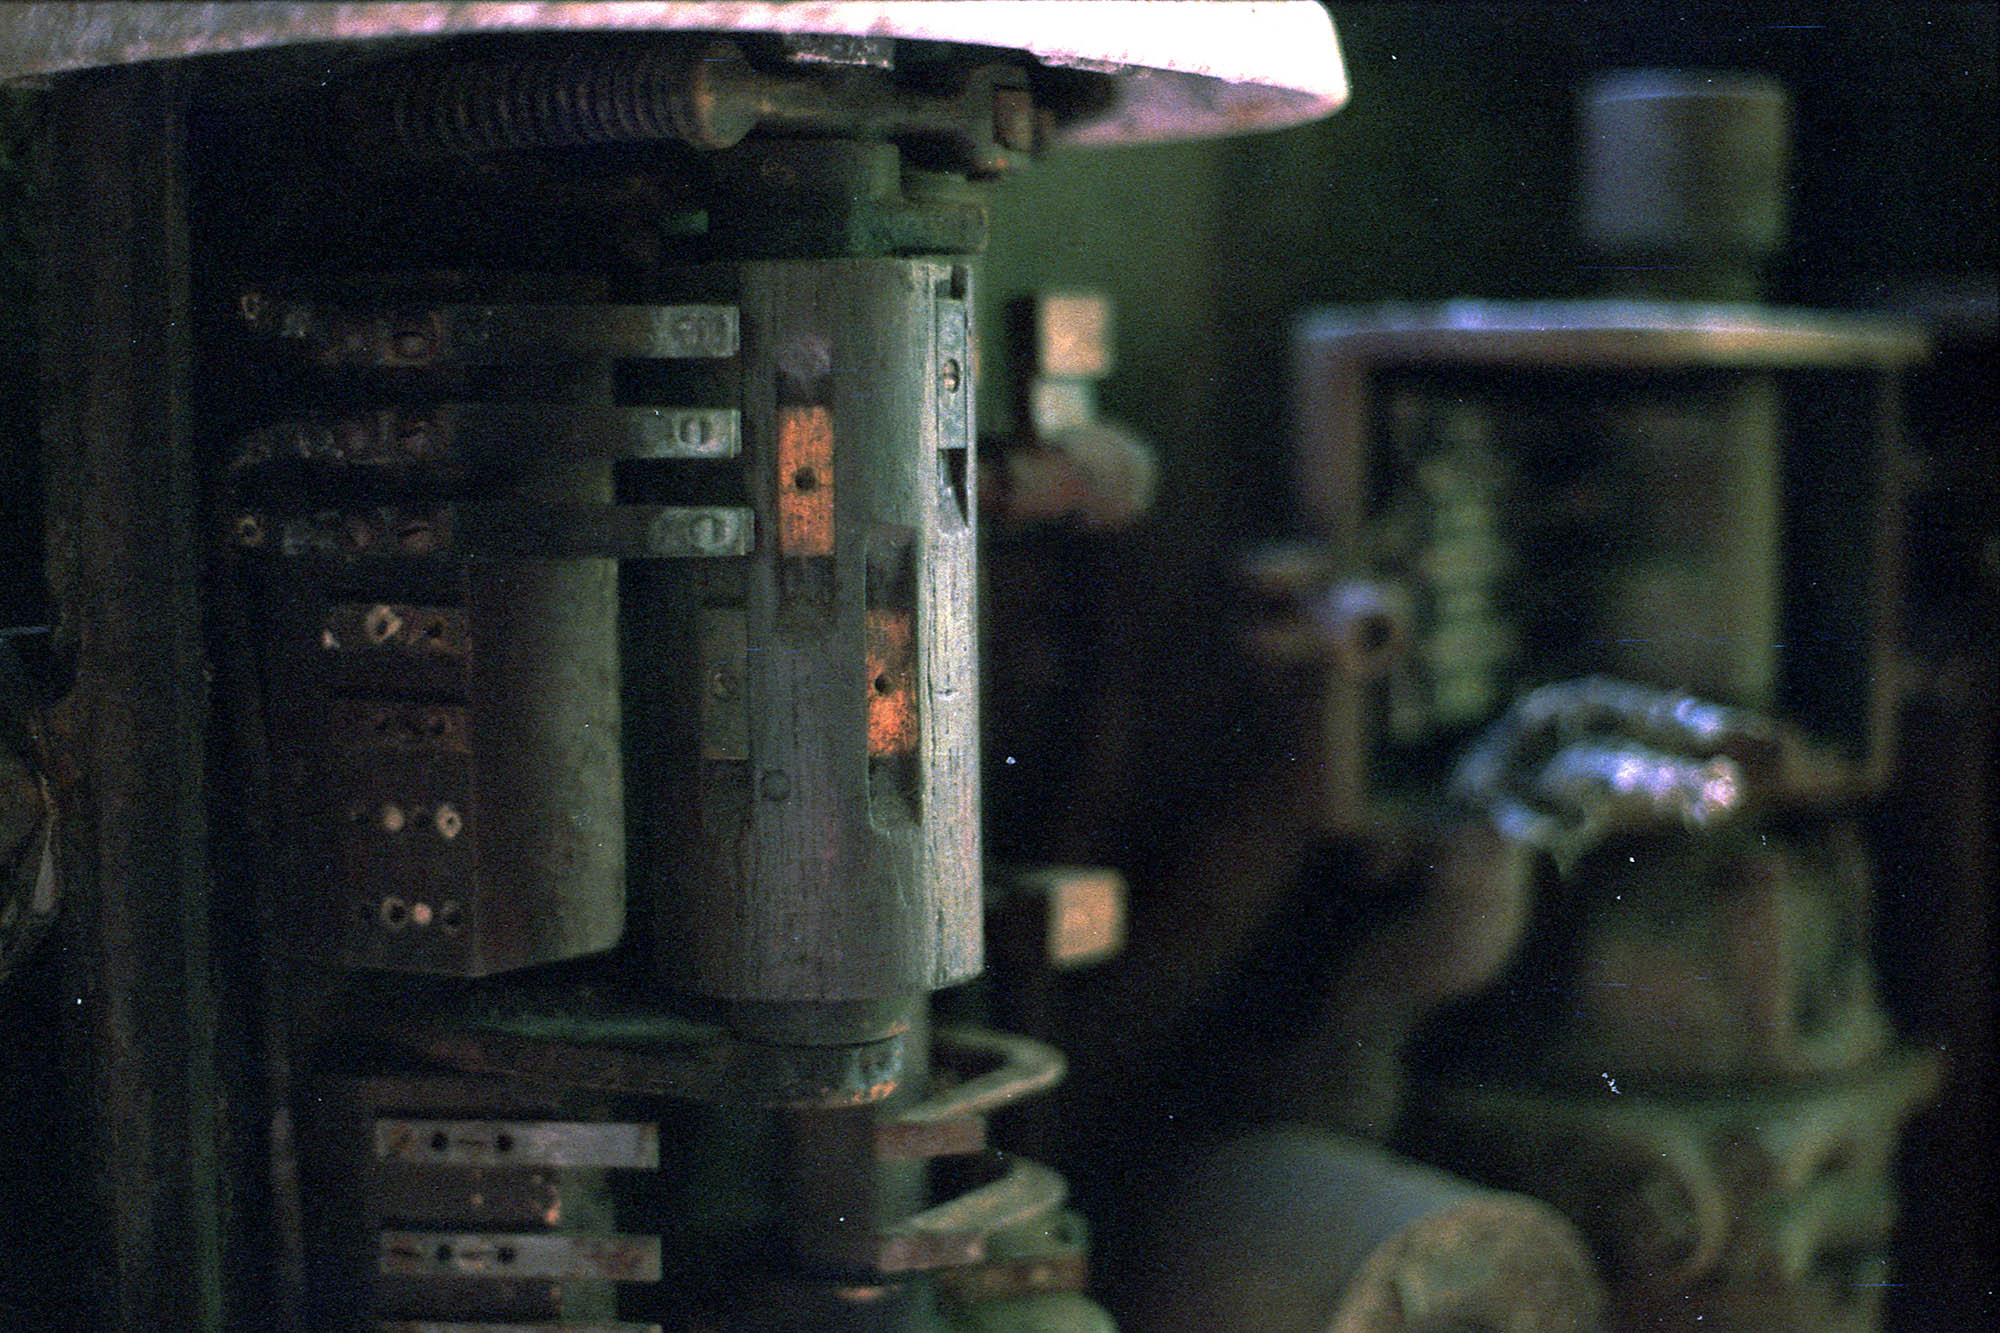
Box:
374, 1120, 659, 1170
379, 1232, 662, 1283
776, 404, 836, 556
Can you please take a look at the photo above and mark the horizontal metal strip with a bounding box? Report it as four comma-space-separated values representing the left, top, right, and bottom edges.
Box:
444, 404, 741, 460
375, 1118, 659, 1169
387, 1009, 906, 1110
378, 1324, 663, 1333
240, 295, 739, 363
233, 405, 740, 470
238, 503, 752, 561
379, 1231, 662, 1282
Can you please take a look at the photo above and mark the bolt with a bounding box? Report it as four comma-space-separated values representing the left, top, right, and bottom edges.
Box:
380, 803, 406, 833
232, 513, 266, 548
940, 357, 962, 394
709, 667, 739, 701
238, 291, 267, 327
364, 604, 404, 644
434, 803, 463, 840
410, 901, 433, 928
687, 512, 728, 553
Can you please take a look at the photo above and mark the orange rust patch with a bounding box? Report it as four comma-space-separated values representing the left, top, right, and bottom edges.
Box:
777, 404, 835, 556
867, 609, 918, 757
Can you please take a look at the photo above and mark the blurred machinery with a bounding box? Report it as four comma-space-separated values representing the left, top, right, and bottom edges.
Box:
0, 5, 1348, 1330
1147, 69, 1962, 1333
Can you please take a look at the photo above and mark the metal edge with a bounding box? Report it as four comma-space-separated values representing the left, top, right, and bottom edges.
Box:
0, 2, 1347, 143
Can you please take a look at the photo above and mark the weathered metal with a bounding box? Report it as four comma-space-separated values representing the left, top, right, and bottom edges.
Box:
1395, 684, 1943, 1331
1130, 1128, 1604, 1333
228, 283, 633, 977
1581, 71, 1791, 298
388, 1006, 908, 1108
653, 257, 981, 1031
1404, 1052, 1942, 1333
1286, 300, 1927, 829
0, 3, 1348, 146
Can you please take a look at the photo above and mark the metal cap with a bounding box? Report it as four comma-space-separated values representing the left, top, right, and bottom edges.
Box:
1581, 69, 1791, 261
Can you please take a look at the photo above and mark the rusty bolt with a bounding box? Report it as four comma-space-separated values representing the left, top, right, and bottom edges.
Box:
686, 512, 729, 553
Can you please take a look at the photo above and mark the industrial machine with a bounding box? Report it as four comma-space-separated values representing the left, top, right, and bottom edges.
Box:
5, 8, 1992, 1333
0, 6, 1345, 1330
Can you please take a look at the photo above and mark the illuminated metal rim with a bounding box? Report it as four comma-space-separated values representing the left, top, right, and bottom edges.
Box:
0, 2, 1348, 145
1298, 299, 1930, 369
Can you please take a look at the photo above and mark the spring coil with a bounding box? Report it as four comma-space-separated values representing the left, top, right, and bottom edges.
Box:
347, 46, 713, 158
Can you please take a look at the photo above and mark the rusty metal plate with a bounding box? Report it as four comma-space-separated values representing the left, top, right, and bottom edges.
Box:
239, 296, 738, 365
374, 1119, 659, 1170
775, 404, 835, 557
380, 1323, 662, 1333
379, 1231, 661, 1282
380, 1324, 662, 1333
0, 3, 1348, 144
865, 609, 917, 758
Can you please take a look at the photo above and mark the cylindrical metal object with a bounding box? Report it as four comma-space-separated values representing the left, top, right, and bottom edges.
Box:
1580, 70, 1791, 284
1131, 1127, 1603, 1333
658, 258, 980, 1036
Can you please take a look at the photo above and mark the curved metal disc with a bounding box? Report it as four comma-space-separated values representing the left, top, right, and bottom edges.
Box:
0, 1, 1347, 144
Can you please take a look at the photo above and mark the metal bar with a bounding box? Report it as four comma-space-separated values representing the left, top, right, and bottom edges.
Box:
233, 406, 740, 470
238, 296, 738, 364
395, 1010, 908, 1109
373, 1119, 659, 1169
379, 1324, 663, 1333
378, 1231, 662, 1282
242, 504, 753, 562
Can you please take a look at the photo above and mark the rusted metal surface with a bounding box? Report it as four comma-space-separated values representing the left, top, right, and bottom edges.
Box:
0, 3, 1348, 145
873, 1154, 1068, 1274
1406, 1052, 1942, 1333
655, 258, 980, 1012
380, 1231, 663, 1282
775, 403, 835, 556
874, 1024, 1065, 1161
389, 1008, 908, 1108
1396, 685, 1944, 1331
1130, 1128, 1603, 1333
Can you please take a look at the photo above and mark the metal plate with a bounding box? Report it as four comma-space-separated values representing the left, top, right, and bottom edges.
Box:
240, 297, 738, 365
380, 1324, 662, 1333
245, 503, 752, 561
375, 1119, 659, 1169
379, 1231, 662, 1282
0, 3, 1348, 144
